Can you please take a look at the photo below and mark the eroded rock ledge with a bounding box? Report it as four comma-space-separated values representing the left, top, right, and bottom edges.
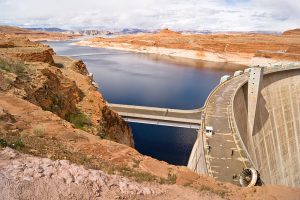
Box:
0, 34, 133, 147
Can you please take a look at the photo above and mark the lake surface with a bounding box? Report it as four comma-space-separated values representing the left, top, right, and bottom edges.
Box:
45, 41, 232, 165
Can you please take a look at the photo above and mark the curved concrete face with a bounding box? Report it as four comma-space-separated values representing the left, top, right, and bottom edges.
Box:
233, 69, 300, 187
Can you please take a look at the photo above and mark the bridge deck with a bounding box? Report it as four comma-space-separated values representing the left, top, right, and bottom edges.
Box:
109, 104, 202, 129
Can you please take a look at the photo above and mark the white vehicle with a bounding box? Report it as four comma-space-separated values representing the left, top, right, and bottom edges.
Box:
220, 75, 230, 84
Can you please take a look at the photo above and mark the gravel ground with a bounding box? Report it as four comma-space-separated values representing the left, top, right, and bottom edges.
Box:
0, 147, 161, 200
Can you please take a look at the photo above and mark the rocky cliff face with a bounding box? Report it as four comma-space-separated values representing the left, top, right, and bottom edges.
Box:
0, 34, 134, 147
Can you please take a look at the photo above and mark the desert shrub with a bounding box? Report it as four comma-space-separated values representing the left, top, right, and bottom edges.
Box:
167, 172, 177, 184
159, 172, 177, 184
0, 138, 8, 147
32, 125, 45, 137
118, 165, 157, 183
199, 185, 228, 198
10, 138, 25, 149
0, 57, 26, 76
0, 138, 25, 150
68, 112, 92, 130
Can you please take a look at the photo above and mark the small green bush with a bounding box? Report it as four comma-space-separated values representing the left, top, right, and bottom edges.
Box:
0, 138, 8, 147
0, 57, 26, 76
68, 112, 92, 130
0, 138, 25, 149
10, 138, 25, 150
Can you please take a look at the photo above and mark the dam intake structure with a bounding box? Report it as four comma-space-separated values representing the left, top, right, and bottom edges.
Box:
188, 63, 300, 187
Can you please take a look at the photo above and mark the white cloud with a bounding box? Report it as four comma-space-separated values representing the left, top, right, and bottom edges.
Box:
0, 0, 299, 31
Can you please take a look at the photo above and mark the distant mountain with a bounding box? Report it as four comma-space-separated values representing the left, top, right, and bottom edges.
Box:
25, 27, 68, 32
119, 28, 151, 34
77, 30, 113, 36
67, 28, 153, 36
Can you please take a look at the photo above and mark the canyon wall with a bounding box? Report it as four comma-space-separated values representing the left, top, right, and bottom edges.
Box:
233, 69, 300, 187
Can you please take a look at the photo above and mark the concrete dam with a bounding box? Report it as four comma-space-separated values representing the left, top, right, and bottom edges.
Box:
110, 61, 300, 187
233, 67, 300, 186
188, 64, 300, 187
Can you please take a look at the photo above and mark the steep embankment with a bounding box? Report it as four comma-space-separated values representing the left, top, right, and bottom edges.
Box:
77, 28, 300, 68
0, 33, 133, 147
0, 26, 81, 41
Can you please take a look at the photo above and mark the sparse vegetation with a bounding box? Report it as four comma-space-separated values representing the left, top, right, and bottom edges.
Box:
117, 165, 157, 183
4, 133, 159, 183
167, 172, 177, 184
0, 57, 26, 76
132, 159, 140, 168
159, 171, 177, 184
0, 138, 8, 147
99, 131, 109, 139
32, 125, 45, 137
0, 137, 24, 150
11, 138, 25, 149
199, 185, 229, 199
68, 112, 92, 130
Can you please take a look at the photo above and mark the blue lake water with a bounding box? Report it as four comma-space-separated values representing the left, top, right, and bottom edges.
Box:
45, 41, 233, 166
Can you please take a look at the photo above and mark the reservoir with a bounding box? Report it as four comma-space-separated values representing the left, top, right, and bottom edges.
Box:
46, 41, 233, 165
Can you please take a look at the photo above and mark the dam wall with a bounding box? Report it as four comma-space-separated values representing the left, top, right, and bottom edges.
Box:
233, 69, 300, 187
187, 129, 208, 174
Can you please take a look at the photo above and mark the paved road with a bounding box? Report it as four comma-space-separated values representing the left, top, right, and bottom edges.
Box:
203, 74, 251, 185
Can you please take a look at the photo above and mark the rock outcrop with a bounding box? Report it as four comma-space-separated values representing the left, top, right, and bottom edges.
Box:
0, 148, 158, 199
159, 28, 181, 35
282, 28, 300, 36
0, 34, 134, 147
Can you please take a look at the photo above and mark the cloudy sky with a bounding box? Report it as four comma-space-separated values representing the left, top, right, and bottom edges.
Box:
0, 0, 299, 32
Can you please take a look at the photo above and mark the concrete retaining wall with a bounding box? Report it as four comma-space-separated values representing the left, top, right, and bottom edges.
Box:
233, 69, 300, 186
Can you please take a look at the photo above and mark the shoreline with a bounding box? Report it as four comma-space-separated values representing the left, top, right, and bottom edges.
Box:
75, 40, 252, 70
75, 40, 300, 71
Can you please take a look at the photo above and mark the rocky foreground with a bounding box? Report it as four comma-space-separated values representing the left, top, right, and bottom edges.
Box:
1, 30, 300, 199
78, 28, 300, 69
1, 148, 300, 200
